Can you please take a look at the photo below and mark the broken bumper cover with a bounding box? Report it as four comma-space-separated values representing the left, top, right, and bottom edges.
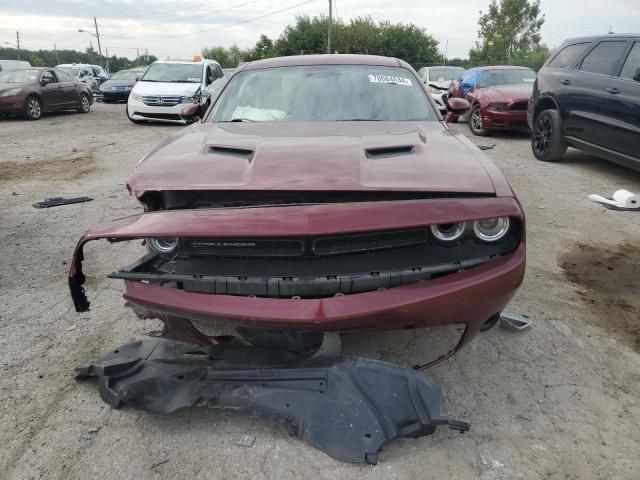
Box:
76, 338, 469, 464
69, 198, 525, 337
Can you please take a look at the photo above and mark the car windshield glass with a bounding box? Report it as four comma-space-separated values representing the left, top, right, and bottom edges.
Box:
428, 67, 465, 82
59, 67, 80, 77
0, 69, 41, 83
141, 63, 203, 83
478, 69, 536, 87
111, 70, 139, 80
210, 65, 435, 122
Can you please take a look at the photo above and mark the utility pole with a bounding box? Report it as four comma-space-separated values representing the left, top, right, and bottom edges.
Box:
16, 31, 21, 60
54, 42, 59, 64
136, 48, 140, 67
93, 17, 102, 59
444, 39, 449, 65
327, 0, 332, 54
105, 47, 109, 73
145, 48, 149, 64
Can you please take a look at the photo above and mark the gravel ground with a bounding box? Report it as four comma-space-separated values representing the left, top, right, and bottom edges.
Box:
1, 103, 639, 480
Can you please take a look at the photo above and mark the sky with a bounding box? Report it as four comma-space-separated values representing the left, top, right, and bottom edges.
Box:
1, 0, 639, 60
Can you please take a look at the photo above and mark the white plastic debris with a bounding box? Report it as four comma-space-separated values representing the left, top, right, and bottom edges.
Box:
589, 189, 639, 210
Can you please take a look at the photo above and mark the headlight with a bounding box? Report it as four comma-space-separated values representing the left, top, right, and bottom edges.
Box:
489, 103, 505, 111
473, 217, 510, 242
125, 86, 133, 90
147, 237, 180, 254
430, 222, 465, 242
99, 85, 105, 92
130, 92, 143, 102
0, 88, 22, 97
181, 95, 196, 103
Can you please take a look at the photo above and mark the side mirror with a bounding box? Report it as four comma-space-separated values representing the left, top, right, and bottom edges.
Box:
41, 76, 52, 85
633, 68, 640, 82
135, 76, 141, 81
179, 103, 200, 122
444, 97, 470, 123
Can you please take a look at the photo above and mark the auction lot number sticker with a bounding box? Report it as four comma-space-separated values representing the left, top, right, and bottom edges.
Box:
368, 74, 413, 86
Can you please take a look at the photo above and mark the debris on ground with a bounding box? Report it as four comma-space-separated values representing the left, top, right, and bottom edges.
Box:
588, 189, 639, 211
476, 143, 496, 150
233, 434, 256, 448
33, 196, 93, 209
499, 313, 532, 331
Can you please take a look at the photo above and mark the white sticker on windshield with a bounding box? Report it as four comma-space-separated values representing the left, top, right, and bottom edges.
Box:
524, 78, 536, 82
368, 74, 413, 86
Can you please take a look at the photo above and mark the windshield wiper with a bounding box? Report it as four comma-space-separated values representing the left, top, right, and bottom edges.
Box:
229, 118, 255, 122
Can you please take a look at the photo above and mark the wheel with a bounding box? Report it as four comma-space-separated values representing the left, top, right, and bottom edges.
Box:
77, 93, 91, 113
469, 104, 490, 136
24, 95, 42, 120
126, 105, 144, 124
532, 109, 567, 162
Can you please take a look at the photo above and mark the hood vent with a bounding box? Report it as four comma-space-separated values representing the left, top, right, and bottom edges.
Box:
209, 146, 254, 159
365, 145, 415, 159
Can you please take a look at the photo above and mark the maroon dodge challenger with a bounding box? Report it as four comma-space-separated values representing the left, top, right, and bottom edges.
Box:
69, 55, 525, 365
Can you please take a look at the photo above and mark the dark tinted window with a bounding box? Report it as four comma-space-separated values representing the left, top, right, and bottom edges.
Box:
620, 42, 640, 80
548, 43, 590, 68
579, 41, 628, 76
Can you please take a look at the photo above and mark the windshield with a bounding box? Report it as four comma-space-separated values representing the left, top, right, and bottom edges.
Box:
478, 69, 536, 87
210, 65, 435, 122
0, 69, 40, 83
141, 63, 203, 83
428, 67, 465, 82
111, 70, 140, 80
59, 67, 80, 77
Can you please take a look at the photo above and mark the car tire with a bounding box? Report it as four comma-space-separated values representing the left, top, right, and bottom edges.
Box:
126, 105, 144, 124
532, 109, 567, 162
24, 95, 42, 121
77, 93, 91, 113
469, 104, 490, 136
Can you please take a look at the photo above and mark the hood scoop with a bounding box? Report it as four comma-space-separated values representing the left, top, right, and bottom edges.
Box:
365, 145, 415, 159
209, 145, 254, 160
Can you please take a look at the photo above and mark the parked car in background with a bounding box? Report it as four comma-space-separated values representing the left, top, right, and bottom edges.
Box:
417, 65, 465, 115
126, 57, 224, 123
69, 54, 524, 366
449, 66, 536, 136
0, 67, 93, 120
99, 67, 145, 103
0, 59, 31, 72
88, 64, 110, 82
529, 34, 640, 169
56, 63, 103, 94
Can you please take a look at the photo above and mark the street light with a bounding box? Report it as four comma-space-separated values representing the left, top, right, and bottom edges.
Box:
78, 29, 97, 39
78, 18, 103, 66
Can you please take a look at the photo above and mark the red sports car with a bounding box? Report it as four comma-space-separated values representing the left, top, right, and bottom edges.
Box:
449, 66, 536, 136
69, 55, 525, 365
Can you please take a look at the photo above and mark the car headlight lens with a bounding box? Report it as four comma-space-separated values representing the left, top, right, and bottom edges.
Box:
181, 95, 196, 103
147, 237, 180, 254
0, 88, 22, 97
473, 217, 510, 242
489, 103, 505, 111
130, 92, 143, 102
125, 86, 133, 90
430, 222, 466, 242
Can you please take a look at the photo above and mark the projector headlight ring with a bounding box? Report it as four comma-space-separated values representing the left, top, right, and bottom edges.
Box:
473, 217, 510, 242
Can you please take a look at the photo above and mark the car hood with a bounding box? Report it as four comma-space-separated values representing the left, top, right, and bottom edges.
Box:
0, 82, 33, 91
102, 79, 135, 88
128, 121, 497, 195
477, 84, 533, 102
132, 81, 201, 96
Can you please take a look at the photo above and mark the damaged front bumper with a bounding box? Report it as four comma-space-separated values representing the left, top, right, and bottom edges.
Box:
69, 198, 525, 345
76, 337, 469, 464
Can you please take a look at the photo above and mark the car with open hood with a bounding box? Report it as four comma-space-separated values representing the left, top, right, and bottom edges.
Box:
449, 66, 536, 136
417, 65, 465, 115
69, 54, 525, 365
126, 57, 224, 124
0, 67, 93, 120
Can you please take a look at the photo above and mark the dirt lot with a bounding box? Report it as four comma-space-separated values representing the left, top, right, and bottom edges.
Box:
1, 103, 639, 480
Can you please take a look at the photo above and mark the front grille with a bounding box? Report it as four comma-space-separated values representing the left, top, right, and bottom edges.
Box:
111, 224, 522, 298
510, 101, 527, 111
134, 112, 182, 120
141, 95, 182, 106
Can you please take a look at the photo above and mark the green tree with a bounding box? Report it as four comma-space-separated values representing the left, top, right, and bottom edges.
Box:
469, 0, 545, 64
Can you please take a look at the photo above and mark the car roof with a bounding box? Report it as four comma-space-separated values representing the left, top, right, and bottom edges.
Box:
154, 58, 220, 66
559, 33, 640, 44
238, 54, 411, 72
470, 65, 534, 71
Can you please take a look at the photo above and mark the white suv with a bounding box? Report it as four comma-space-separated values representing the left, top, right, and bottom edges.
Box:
126, 58, 224, 124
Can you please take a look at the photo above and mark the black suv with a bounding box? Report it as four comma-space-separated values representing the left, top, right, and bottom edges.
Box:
528, 35, 640, 169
